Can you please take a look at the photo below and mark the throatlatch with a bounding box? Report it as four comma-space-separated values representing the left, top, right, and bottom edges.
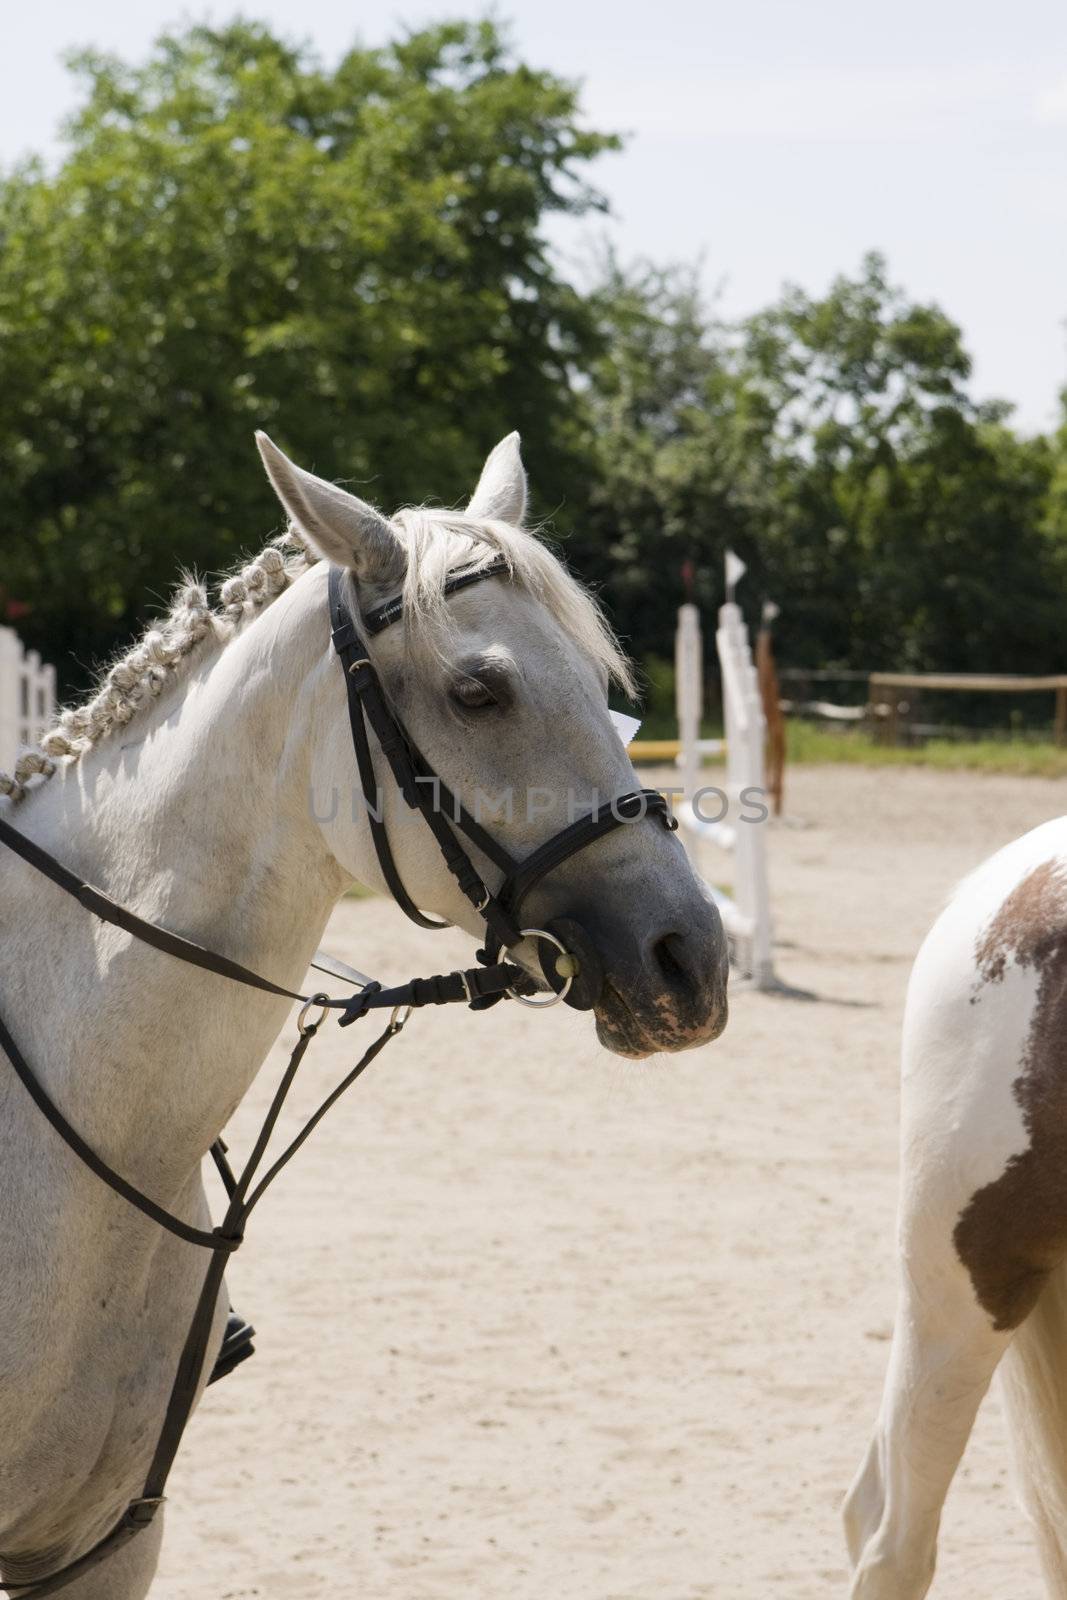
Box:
0, 557, 674, 1595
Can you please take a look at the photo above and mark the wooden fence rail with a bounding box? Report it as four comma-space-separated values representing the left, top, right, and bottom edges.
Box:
868, 671, 1067, 746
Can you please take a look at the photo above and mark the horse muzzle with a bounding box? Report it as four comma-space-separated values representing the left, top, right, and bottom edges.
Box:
527, 910, 729, 1056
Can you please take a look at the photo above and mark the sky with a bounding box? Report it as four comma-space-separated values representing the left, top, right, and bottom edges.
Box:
3, 0, 1066, 434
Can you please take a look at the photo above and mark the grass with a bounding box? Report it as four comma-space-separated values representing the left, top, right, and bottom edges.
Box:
785, 721, 1067, 778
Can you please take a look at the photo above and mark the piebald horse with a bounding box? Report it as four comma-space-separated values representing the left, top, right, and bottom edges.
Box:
0, 432, 727, 1597
847, 818, 1067, 1596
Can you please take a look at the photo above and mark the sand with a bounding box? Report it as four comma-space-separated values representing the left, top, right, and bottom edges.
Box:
153, 764, 1064, 1599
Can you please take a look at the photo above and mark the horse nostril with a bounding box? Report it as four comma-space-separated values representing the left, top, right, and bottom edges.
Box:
652, 932, 694, 996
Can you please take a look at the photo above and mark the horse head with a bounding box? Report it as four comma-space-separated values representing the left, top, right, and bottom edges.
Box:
258, 430, 729, 1057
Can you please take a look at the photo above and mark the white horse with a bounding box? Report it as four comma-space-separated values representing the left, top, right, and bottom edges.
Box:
0, 432, 728, 1597
846, 816, 1067, 1596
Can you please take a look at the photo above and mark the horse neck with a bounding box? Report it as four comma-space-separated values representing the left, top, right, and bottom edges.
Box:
0, 566, 350, 1194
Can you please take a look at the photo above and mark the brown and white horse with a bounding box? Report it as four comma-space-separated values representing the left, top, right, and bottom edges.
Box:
847, 818, 1067, 1596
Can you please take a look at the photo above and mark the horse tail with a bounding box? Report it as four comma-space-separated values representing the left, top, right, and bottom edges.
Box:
999, 1260, 1067, 1588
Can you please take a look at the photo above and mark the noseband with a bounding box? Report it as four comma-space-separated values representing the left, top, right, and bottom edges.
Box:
0, 557, 674, 1594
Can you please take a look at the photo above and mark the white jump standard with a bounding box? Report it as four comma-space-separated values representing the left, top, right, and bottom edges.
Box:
674, 552, 777, 990
0, 629, 55, 789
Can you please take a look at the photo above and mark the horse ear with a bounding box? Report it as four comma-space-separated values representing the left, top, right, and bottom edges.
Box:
467, 432, 527, 526
255, 432, 405, 583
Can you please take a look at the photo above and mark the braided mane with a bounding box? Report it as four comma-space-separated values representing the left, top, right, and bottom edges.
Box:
1, 508, 633, 806
0, 531, 316, 804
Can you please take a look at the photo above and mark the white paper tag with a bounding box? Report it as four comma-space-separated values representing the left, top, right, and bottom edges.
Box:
609, 711, 642, 747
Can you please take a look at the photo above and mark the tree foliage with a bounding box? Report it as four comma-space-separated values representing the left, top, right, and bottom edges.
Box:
583, 252, 1065, 685
1, 21, 1065, 702
0, 19, 615, 680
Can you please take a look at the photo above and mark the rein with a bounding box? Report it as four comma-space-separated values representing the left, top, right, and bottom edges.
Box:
0, 559, 674, 1594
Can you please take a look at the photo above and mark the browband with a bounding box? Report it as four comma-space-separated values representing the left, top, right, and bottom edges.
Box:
363, 552, 511, 636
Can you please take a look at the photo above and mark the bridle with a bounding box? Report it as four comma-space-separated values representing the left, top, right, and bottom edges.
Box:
0, 557, 675, 1594
328, 559, 675, 999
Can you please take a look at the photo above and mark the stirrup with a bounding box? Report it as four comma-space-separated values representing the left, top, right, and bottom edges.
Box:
208, 1310, 256, 1385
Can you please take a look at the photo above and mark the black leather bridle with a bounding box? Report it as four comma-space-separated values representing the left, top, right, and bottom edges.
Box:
328, 559, 676, 996
0, 557, 674, 1595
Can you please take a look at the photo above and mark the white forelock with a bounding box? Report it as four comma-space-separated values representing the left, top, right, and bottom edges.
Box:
389, 505, 635, 695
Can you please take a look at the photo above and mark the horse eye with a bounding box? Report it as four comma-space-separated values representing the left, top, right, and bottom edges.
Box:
450, 676, 498, 711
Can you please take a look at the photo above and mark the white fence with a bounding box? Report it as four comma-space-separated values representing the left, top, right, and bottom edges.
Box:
674, 576, 776, 990
0, 628, 56, 774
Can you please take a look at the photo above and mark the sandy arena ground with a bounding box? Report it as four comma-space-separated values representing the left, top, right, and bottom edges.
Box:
154, 764, 1066, 1600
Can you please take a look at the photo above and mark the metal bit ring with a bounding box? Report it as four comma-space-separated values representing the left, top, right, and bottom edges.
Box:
507, 928, 576, 1008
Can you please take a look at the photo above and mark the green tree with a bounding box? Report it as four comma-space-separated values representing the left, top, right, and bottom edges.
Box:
0, 19, 617, 685
1044, 389, 1067, 548
3, 28, 1063, 707
585, 251, 1060, 682
571, 253, 765, 705
720, 254, 1062, 680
